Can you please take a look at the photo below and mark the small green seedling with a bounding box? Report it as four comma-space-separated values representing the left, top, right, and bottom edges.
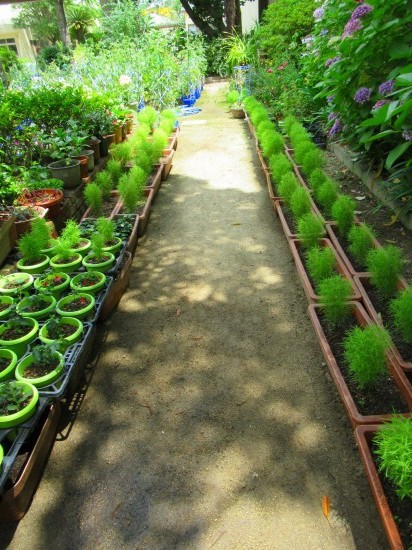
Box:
366, 245, 404, 299
18, 231, 44, 263
343, 325, 391, 388
318, 275, 352, 324
0, 381, 32, 416
61, 220, 81, 247
96, 217, 115, 244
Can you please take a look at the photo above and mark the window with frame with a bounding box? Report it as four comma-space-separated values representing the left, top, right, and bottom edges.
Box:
0, 38, 18, 53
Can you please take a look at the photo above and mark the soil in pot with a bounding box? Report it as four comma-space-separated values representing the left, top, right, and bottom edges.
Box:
60, 296, 91, 312
18, 297, 50, 314
1, 325, 33, 341
23, 357, 60, 379
85, 254, 111, 265
318, 312, 409, 416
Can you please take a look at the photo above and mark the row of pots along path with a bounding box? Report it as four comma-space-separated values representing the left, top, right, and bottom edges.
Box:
0, 119, 179, 522
244, 112, 411, 550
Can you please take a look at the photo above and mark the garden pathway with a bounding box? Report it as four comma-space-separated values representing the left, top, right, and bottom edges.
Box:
1, 82, 388, 550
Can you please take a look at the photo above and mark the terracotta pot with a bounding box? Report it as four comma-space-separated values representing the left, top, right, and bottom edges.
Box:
326, 223, 381, 276
125, 119, 133, 135
354, 273, 411, 373
0, 214, 17, 266
168, 127, 179, 151
71, 156, 88, 179
308, 301, 412, 426
17, 189, 63, 220
230, 107, 245, 119
159, 149, 174, 181
290, 238, 361, 303
114, 125, 122, 144
147, 164, 163, 196
121, 123, 127, 141
355, 425, 405, 550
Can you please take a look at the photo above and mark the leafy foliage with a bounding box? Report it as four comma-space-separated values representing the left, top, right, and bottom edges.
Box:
390, 288, 412, 343
290, 187, 312, 220
318, 276, 352, 324
348, 223, 376, 266
366, 245, 404, 298
84, 183, 102, 216
297, 213, 325, 249
331, 195, 356, 236
306, 246, 335, 286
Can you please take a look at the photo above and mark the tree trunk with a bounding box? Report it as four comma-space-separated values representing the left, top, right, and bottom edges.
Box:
55, 0, 71, 46
179, 0, 217, 38
235, 0, 242, 33
225, 0, 237, 34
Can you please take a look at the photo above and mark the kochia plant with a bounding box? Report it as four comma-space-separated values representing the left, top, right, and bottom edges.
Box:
94, 171, 113, 200
290, 187, 311, 220
348, 223, 376, 266
297, 213, 325, 249
374, 415, 412, 500
343, 325, 391, 388
301, 148, 325, 177
278, 172, 298, 205
318, 275, 352, 324
306, 246, 335, 286
269, 153, 292, 183
315, 179, 339, 215
308, 168, 328, 192
294, 141, 315, 165
106, 159, 123, 186
389, 288, 412, 343
331, 195, 356, 236
84, 183, 102, 216
261, 131, 284, 158
366, 245, 404, 299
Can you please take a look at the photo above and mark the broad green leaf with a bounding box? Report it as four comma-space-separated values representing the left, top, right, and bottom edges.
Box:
364, 130, 397, 143
360, 104, 389, 127
396, 73, 412, 85
385, 142, 412, 169
389, 43, 412, 60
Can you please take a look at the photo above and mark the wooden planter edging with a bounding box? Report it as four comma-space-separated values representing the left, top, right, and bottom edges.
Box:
308, 302, 412, 426
355, 425, 405, 550
290, 238, 361, 303
354, 273, 411, 373
0, 402, 61, 522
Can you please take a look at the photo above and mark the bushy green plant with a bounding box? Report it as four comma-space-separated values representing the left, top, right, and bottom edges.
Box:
331, 195, 356, 236
96, 217, 115, 244
366, 245, 404, 299
307, 246, 335, 286
301, 148, 325, 176
278, 172, 299, 205
61, 219, 81, 247
294, 141, 315, 165
134, 150, 152, 176
106, 159, 123, 186
348, 223, 376, 266
52, 237, 74, 262
243, 95, 259, 113
308, 168, 328, 192
315, 179, 339, 215
18, 231, 43, 262
318, 275, 352, 324
298, 213, 325, 249
90, 232, 105, 259
84, 183, 102, 216
250, 106, 269, 128
31, 218, 51, 249
261, 131, 284, 158
94, 171, 113, 200
290, 187, 311, 220
374, 416, 412, 500
226, 90, 239, 106
256, 119, 276, 138
343, 325, 391, 388
283, 115, 299, 135
289, 126, 310, 150
129, 166, 147, 194
269, 153, 292, 183
118, 173, 140, 214
390, 288, 412, 343
110, 142, 133, 167
137, 106, 158, 130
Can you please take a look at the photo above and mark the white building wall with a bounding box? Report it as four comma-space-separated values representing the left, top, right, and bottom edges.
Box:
0, 5, 36, 59
241, 1, 259, 34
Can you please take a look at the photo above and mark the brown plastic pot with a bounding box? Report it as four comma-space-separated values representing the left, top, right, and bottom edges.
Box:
308, 301, 412, 426
326, 223, 381, 276
137, 188, 154, 237
147, 164, 163, 197
114, 125, 122, 144
160, 149, 174, 181
353, 273, 411, 373
168, 127, 179, 151
355, 425, 405, 550
0, 402, 61, 522
81, 190, 123, 221
71, 155, 88, 179
290, 238, 361, 303
98, 251, 132, 321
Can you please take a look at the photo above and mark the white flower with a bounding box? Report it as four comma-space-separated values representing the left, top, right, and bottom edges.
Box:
119, 75, 131, 86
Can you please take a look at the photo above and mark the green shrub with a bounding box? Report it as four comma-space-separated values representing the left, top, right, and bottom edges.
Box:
243, 95, 259, 113
289, 126, 310, 149
106, 159, 123, 186
134, 150, 151, 176
301, 148, 325, 177
153, 128, 168, 151
256, 119, 276, 138
129, 165, 147, 194
331, 195, 356, 236
343, 325, 391, 388
307, 246, 335, 286
390, 288, 412, 343
18, 231, 43, 262
374, 416, 412, 499
94, 171, 113, 200
90, 232, 105, 258
31, 218, 51, 249
290, 187, 311, 220
137, 106, 158, 130
134, 123, 151, 140
52, 237, 74, 262
110, 142, 133, 167
269, 153, 292, 183
283, 115, 299, 135
261, 131, 284, 158
84, 183, 102, 216
318, 276, 352, 324
366, 245, 404, 299
348, 223, 376, 266
315, 179, 339, 215
278, 173, 299, 205
96, 217, 115, 244
226, 90, 238, 105
118, 173, 140, 214
298, 213, 325, 249
308, 168, 328, 192
250, 106, 269, 128
61, 219, 81, 247
294, 141, 315, 165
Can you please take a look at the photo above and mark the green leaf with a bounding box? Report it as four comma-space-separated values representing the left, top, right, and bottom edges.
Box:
389, 43, 412, 60
364, 130, 397, 143
360, 104, 389, 127
396, 73, 412, 85
385, 142, 412, 169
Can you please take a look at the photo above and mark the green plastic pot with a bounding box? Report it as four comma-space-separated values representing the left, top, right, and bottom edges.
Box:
70, 271, 106, 295
16, 294, 57, 320
0, 318, 39, 358
34, 272, 71, 298
41, 242, 56, 259
82, 252, 115, 273
56, 293, 95, 319
0, 296, 15, 320
16, 254, 50, 275
0, 349, 18, 382
16, 351, 64, 388
50, 252, 83, 274
71, 238, 91, 257
103, 237, 123, 256
39, 317, 84, 346
0, 273, 34, 297
0, 380, 39, 429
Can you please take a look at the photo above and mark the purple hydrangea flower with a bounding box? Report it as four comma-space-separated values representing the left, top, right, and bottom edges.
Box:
354, 87, 372, 104
378, 80, 395, 96
402, 130, 412, 141
327, 95, 335, 104
351, 4, 373, 18
372, 99, 389, 110
328, 112, 337, 121
342, 18, 363, 38
325, 56, 340, 68
313, 7, 324, 21
329, 118, 342, 137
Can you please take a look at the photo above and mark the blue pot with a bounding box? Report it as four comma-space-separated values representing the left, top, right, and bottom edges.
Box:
195, 87, 201, 99
182, 95, 196, 107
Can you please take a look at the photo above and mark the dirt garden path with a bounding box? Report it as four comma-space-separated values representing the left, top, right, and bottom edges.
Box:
1, 82, 388, 550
